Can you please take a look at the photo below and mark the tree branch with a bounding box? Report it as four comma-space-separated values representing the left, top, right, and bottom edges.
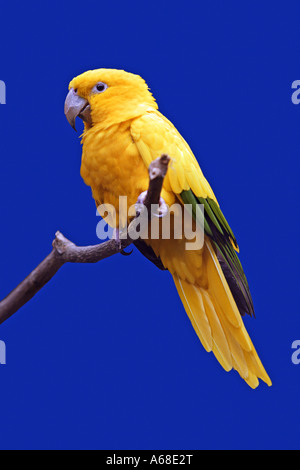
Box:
0, 154, 170, 326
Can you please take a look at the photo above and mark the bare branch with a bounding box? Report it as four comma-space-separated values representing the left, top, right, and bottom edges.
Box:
0, 154, 170, 325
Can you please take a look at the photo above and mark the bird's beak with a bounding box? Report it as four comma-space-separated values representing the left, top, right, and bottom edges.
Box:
64, 88, 92, 131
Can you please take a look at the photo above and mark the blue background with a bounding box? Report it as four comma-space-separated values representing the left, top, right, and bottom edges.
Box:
0, 0, 299, 450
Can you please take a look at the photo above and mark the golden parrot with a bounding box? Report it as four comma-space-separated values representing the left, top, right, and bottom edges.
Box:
64, 68, 271, 388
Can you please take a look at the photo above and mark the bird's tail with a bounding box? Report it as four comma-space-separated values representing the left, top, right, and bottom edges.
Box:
172, 240, 272, 389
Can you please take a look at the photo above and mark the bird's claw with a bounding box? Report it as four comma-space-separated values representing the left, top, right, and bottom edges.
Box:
137, 191, 168, 218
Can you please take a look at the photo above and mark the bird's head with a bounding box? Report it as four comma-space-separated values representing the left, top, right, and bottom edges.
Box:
64, 68, 158, 131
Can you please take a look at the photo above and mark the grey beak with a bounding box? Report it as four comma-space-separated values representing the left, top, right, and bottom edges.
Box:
64, 88, 92, 131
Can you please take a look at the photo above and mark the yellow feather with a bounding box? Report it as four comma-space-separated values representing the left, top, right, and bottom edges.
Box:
201, 289, 233, 372
244, 372, 260, 389
224, 327, 249, 380
215, 298, 253, 353
168, 164, 182, 194
204, 241, 243, 329
173, 276, 212, 353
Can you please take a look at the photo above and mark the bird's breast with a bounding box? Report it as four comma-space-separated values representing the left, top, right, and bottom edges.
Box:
80, 121, 149, 217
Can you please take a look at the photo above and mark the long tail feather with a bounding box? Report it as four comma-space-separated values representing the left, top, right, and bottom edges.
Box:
173, 240, 271, 388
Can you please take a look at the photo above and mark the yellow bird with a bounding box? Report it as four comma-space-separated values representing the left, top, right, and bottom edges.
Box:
64, 68, 271, 388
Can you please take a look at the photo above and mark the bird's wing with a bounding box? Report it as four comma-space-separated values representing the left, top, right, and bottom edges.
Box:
131, 110, 217, 200
131, 110, 254, 318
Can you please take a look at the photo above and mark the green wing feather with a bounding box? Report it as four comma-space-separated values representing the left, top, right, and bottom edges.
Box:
181, 190, 254, 317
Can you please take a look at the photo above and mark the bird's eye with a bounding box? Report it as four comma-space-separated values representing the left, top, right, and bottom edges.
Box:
93, 82, 108, 94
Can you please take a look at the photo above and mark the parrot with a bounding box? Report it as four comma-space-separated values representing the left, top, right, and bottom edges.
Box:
64, 68, 271, 389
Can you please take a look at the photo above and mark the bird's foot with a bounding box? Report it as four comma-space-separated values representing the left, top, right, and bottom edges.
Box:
137, 191, 168, 218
